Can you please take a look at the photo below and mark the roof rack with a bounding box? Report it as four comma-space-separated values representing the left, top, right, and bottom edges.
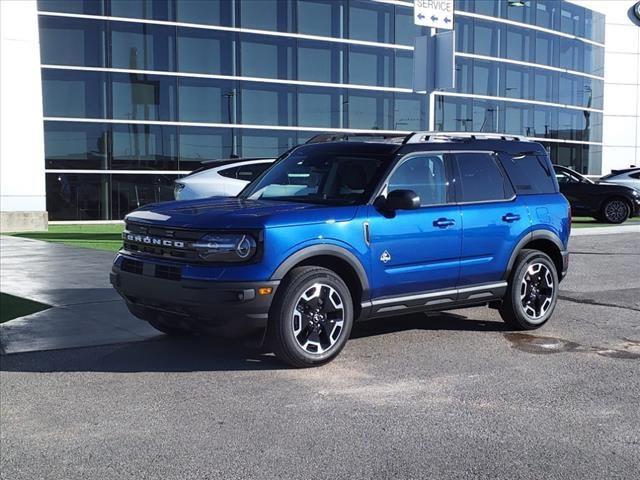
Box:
305, 132, 407, 144
403, 131, 525, 144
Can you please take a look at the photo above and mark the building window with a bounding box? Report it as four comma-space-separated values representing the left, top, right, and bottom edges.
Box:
239, 34, 294, 80
348, 46, 392, 87
239, 0, 293, 32
177, 78, 229, 123
175, 0, 233, 27
111, 73, 177, 121
177, 28, 234, 75
112, 124, 178, 170
39, 16, 106, 67
178, 127, 233, 168
296, 0, 344, 38
110, 0, 173, 22
44, 121, 109, 169
110, 22, 175, 72
348, 0, 392, 44
42, 69, 107, 118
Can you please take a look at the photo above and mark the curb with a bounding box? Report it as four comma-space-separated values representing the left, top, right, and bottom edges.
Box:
571, 225, 640, 236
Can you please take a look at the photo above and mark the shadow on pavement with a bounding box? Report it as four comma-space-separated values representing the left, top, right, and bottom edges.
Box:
0, 311, 508, 373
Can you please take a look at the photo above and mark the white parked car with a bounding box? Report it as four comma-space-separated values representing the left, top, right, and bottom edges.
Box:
174, 158, 274, 200
598, 168, 640, 192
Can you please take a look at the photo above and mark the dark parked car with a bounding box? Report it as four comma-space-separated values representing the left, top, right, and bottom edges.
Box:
554, 165, 640, 223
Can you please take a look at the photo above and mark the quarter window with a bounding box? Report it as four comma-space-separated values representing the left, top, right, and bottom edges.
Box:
455, 153, 514, 202
387, 155, 448, 206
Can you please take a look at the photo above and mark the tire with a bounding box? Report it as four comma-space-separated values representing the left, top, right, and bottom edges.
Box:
601, 197, 630, 224
268, 266, 354, 368
499, 249, 559, 330
147, 317, 192, 336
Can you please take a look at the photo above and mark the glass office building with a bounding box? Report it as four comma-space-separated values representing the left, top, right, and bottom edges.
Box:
37, 0, 605, 220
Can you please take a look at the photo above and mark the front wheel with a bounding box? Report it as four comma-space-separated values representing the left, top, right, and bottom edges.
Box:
499, 249, 559, 330
268, 266, 354, 367
601, 198, 630, 224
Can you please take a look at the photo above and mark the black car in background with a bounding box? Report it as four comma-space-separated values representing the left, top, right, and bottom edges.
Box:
554, 165, 640, 224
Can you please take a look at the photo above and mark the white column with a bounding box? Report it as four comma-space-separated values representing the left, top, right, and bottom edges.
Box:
571, 0, 640, 174
0, 0, 47, 232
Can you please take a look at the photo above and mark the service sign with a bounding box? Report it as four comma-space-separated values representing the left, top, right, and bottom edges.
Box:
414, 0, 454, 30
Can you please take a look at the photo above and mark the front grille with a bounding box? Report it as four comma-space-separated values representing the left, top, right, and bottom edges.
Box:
120, 257, 182, 282
123, 222, 204, 262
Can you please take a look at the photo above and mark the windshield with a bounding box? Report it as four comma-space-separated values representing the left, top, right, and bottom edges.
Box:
240, 148, 392, 205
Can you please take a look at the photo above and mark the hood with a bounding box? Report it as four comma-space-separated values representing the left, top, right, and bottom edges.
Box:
125, 197, 358, 230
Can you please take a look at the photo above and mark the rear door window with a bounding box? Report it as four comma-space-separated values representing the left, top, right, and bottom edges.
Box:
498, 154, 557, 194
455, 152, 514, 203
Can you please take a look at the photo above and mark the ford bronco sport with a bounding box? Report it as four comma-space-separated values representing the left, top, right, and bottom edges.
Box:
110, 132, 570, 367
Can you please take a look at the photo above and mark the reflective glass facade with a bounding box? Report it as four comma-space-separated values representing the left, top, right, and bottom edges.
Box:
37, 0, 605, 220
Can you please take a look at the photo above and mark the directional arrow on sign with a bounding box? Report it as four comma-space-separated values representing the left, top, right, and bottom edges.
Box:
417, 13, 425, 20
431, 15, 438, 21
444, 17, 451, 23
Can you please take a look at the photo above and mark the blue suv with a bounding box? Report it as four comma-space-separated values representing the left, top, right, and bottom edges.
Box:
110, 132, 570, 367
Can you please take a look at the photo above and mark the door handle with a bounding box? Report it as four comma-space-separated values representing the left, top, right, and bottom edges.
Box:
433, 218, 456, 228
502, 213, 521, 223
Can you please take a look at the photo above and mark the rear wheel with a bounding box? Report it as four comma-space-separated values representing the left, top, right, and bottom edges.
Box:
268, 266, 354, 367
601, 198, 630, 224
499, 249, 559, 330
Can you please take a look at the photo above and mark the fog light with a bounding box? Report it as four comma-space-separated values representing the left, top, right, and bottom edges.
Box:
258, 287, 273, 295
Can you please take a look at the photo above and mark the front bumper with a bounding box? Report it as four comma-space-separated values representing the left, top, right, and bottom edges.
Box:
110, 264, 279, 336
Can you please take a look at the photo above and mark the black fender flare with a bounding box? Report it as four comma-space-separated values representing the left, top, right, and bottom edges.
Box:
270, 244, 370, 300
503, 230, 566, 280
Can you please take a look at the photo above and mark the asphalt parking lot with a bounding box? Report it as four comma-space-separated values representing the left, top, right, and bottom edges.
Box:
1, 233, 639, 480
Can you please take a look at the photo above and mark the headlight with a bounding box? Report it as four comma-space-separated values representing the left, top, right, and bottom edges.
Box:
192, 233, 257, 262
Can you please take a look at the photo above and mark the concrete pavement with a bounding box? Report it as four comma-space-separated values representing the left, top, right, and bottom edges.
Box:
0, 236, 159, 354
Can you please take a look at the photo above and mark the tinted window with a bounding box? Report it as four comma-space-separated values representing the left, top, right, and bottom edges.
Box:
111, 22, 175, 71
110, 0, 173, 21
175, 0, 233, 26
218, 164, 268, 182
39, 16, 106, 67
388, 155, 448, 206
297, 0, 344, 37
630, 172, 640, 179
38, 0, 104, 15
44, 121, 108, 169
112, 73, 177, 121
218, 166, 239, 179
177, 28, 234, 75
456, 153, 514, 202
498, 155, 557, 195
42, 69, 107, 118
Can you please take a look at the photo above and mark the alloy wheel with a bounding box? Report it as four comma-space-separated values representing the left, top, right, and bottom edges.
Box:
604, 200, 629, 223
520, 263, 555, 323
292, 283, 345, 354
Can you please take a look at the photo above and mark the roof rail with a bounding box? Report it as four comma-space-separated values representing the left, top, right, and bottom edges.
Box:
305, 132, 407, 144
403, 131, 525, 144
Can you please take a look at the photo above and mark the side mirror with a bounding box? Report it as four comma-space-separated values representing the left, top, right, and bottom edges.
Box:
385, 189, 420, 211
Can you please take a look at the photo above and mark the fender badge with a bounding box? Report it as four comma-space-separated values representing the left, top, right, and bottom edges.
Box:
380, 250, 391, 264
